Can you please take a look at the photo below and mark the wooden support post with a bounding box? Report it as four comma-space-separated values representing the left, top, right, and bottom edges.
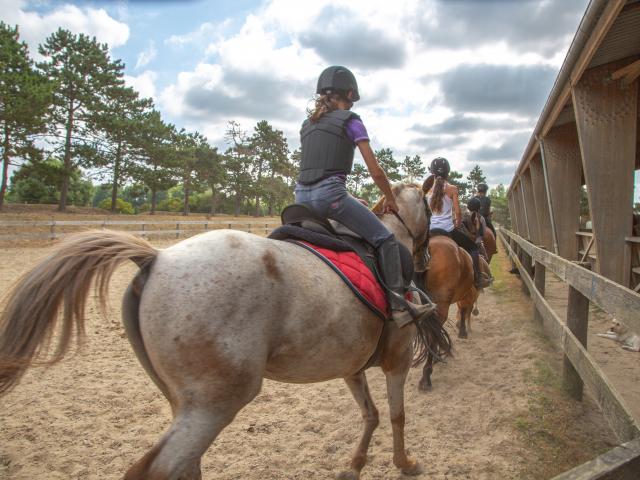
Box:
529, 155, 553, 250
247, 223, 251, 234
563, 261, 591, 400
50, 220, 55, 241
623, 240, 632, 289
521, 250, 533, 296
265, 223, 268, 235
572, 60, 637, 283
533, 247, 547, 324
176, 223, 180, 239
228, 223, 232, 230
513, 183, 525, 237
522, 169, 540, 245
541, 123, 583, 260
538, 139, 559, 255
508, 194, 518, 234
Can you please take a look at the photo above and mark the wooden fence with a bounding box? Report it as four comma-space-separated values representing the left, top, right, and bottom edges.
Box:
500, 228, 640, 479
0, 219, 282, 242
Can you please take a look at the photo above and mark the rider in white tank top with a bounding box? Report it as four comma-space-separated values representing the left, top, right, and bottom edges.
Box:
427, 187, 455, 232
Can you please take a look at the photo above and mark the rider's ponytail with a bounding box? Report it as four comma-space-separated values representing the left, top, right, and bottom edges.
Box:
429, 176, 446, 214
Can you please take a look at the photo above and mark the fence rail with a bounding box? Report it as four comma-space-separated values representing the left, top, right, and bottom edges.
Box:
0, 219, 282, 241
500, 228, 640, 479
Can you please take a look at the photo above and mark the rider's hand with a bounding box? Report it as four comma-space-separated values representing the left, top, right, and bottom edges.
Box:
385, 198, 399, 214
455, 218, 462, 229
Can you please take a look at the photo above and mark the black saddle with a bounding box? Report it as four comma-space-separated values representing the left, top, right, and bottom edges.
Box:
269, 204, 414, 285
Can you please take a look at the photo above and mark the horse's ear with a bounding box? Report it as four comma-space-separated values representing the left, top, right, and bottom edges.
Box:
422, 175, 435, 194
371, 196, 385, 214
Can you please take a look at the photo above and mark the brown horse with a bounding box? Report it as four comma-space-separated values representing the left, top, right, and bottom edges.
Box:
0, 183, 451, 480
417, 235, 479, 391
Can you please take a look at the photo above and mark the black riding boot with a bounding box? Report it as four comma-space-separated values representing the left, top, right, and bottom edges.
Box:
472, 251, 491, 289
378, 237, 435, 327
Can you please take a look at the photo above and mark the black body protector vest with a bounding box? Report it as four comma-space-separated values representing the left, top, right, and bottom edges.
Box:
477, 195, 491, 217
298, 110, 360, 185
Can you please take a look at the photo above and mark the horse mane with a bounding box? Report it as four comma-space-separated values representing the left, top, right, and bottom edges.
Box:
369, 183, 422, 215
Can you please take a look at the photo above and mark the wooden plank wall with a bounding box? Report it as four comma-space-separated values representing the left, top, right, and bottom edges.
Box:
572, 60, 638, 285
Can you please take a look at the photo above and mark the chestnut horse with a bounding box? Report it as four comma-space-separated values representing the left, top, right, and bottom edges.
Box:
0, 184, 450, 480
417, 235, 479, 391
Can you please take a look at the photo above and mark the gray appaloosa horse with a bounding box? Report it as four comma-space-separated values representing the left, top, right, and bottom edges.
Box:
0, 183, 450, 480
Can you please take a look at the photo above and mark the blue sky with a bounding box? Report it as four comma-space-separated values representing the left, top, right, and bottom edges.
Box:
3, 0, 639, 198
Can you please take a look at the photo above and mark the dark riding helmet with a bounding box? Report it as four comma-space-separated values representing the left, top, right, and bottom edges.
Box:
467, 197, 481, 212
477, 183, 488, 193
429, 157, 450, 178
316, 66, 360, 102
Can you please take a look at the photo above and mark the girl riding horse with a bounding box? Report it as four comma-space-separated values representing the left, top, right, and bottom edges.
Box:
423, 157, 491, 289
295, 65, 434, 327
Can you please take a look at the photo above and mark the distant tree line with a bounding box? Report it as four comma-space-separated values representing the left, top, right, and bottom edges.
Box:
0, 23, 508, 218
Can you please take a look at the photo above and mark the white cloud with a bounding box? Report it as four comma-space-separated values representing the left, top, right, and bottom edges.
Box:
157, 0, 585, 187
1, 0, 129, 55
135, 41, 157, 69
124, 70, 157, 100
165, 20, 232, 48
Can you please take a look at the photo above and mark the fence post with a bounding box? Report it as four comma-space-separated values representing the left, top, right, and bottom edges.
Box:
563, 261, 591, 401
247, 223, 251, 234
141, 223, 146, 237
533, 246, 547, 324
520, 249, 533, 295
228, 223, 232, 230
176, 222, 180, 239
265, 223, 268, 235
50, 220, 56, 241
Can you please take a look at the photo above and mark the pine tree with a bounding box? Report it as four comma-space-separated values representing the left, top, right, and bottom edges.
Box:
38, 29, 124, 211
375, 148, 401, 181
0, 23, 52, 210
87, 84, 152, 212
224, 121, 252, 216
133, 110, 178, 214
347, 163, 368, 196
400, 154, 426, 183
466, 164, 487, 194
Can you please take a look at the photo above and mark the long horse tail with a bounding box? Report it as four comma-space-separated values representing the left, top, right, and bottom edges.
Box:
413, 310, 452, 367
0, 230, 158, 395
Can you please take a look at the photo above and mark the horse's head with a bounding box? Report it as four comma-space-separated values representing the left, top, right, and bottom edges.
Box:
371, 183, 430, 259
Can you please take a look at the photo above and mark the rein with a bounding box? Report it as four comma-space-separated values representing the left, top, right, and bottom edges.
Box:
376, 210, 428, 256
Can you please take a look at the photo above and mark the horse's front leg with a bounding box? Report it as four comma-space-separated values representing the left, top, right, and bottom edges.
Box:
338, 372, 379, 480
384, 365, 422, 475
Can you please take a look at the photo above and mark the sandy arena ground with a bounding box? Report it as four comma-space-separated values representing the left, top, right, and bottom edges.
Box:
0, 235, 629, 479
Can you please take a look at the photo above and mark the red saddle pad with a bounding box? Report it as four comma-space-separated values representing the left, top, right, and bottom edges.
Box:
297, 241, 389, 317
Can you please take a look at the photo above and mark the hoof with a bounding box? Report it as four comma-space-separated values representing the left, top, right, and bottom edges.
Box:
401, 458, 423, 476
418, 380, 432, 392
458, 331, 468, 339
337, 470, 359, 480
472, 308, 479, 316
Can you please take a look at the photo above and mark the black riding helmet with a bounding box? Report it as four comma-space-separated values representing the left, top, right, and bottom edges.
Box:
316, 66, 360, 102
477, 183, 488, 193
467, 197, 481, 212
429, 157, 450, 178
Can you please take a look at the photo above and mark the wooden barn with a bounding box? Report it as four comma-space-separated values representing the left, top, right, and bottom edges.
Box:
507, 0, 640, 290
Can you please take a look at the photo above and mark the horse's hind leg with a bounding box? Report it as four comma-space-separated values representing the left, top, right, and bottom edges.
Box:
338, 372, 380, 480
418, 351, 433, 392
124, 369, 262, 480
